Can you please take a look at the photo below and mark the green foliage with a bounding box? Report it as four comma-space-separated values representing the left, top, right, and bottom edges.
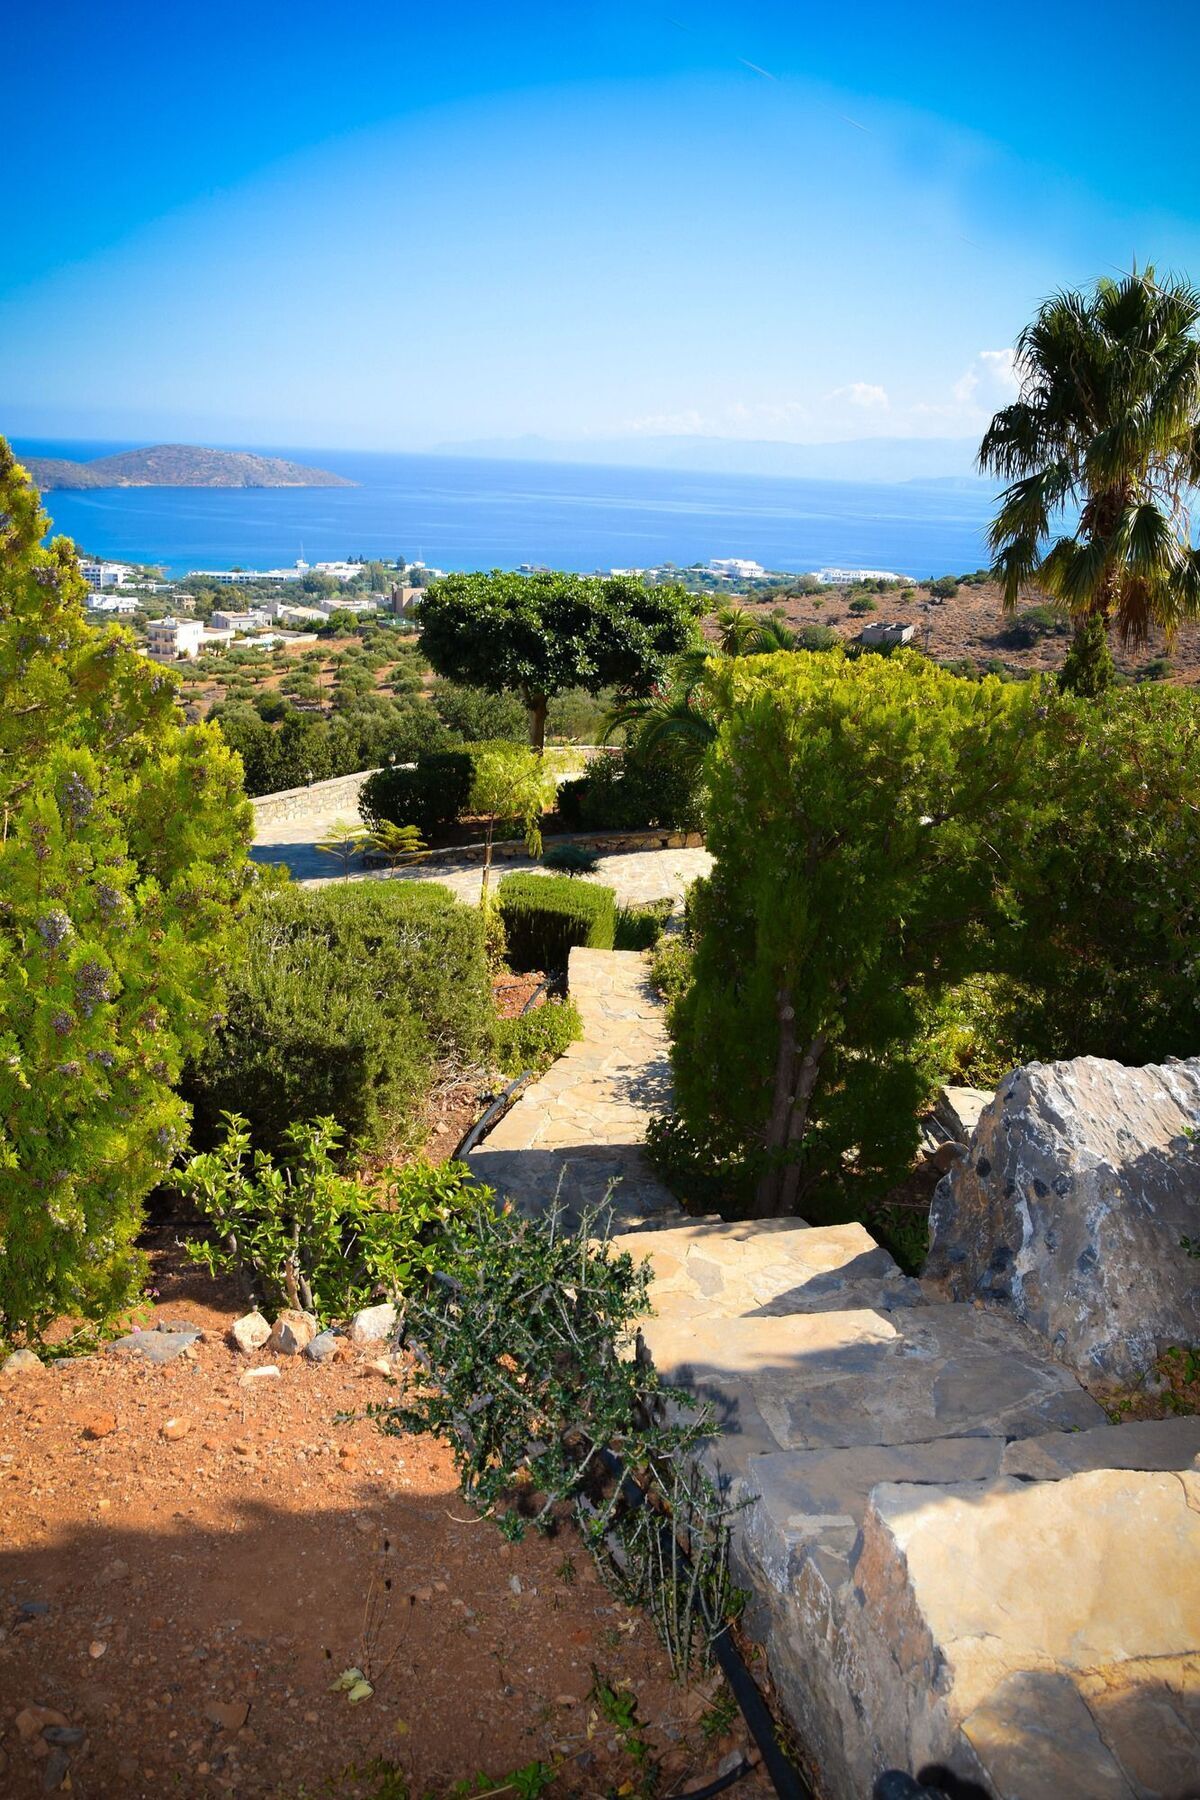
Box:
216, 699, 451, 798
980, 268, 1200, 643
0, 442, 252, 1344
416, 570, 699, 749
493, 997, 583, 1076
666, 650, 1200, 1222
372, 1202, 740, 1675
183, 882, 493, 1160
497, 873, 617, 972
1058, 614, 1115, 696
358, 750, 476, 840
363, 820, 428, 868
671, 649, 1034, 1217
180, 1114, 485, 1318
554, 744, 704, 833
793, 623, 841, 650
648, 936, 694, 1009
540, 843, 601, 876
999, 602, 1071, 648
431, 679, 527, 742
928, 575, 960, 599
613, 899, 674, 951
848, 595, 877, 615
315, 817, 370, 876
467, 740, 557, 895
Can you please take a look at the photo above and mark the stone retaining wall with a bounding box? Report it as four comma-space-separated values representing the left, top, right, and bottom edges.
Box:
251, 769, 378, 827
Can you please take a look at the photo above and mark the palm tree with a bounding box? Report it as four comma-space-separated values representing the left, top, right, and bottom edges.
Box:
979, 269, 1200, 673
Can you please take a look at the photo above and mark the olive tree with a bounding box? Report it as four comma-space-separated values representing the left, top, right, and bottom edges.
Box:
0, 441, 252, 1343
416, 570, 698, 751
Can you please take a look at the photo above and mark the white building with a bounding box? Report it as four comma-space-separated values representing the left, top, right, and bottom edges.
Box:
79, 559, 134, 590
85, 591, 140, 615
189, 560, 307, 586
145, 617, 208, 662
312, 561, 363, 583
816, 567, 912, 586
316, 595, 377, 616
210, 608, 271, 632
707, 558, 766, 579
860, 621, 916, 648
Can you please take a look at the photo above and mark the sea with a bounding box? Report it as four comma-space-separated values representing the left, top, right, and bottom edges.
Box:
14, 439, 998, 581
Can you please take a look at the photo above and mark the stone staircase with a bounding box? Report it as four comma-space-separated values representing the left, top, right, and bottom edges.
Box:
470, 949, 1200, 1799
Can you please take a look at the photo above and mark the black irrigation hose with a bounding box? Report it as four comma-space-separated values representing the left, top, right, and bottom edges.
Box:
518, 974, 556, 1015
597, 1447, 813, 1800
679, 1754, 753, 1798
452, 1071, 534, 1161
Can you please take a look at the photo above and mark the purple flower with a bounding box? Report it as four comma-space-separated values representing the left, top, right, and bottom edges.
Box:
37, 910, 73, 951
74, 960, 112, 1018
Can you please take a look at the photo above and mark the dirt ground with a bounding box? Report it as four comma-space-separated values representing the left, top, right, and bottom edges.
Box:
747, 578, 1200, 683
0, 1246, 772, 1800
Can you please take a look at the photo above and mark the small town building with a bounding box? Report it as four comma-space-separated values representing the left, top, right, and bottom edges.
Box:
79, 559, 134, 590
145, 617, 208, 661
860, 620, 916, 648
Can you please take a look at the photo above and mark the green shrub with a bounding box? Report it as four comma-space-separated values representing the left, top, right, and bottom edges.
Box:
180, 1114, 489, 1318
848, 596, 877, 615
648, 935, 694, 1008
614, 898, 674, 950
1000, 604, 1070, 649
494, 997, 583, 1076
541, 843, 601, 876
183, 881, 493, 1159
794, 624, 840, 651
358, 750, 475, 839
497, 873, 616, 972
554, 746, 703, 833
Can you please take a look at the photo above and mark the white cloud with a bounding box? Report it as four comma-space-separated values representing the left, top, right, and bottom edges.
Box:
830, 380, 890, 410
953, 348, 1019, 407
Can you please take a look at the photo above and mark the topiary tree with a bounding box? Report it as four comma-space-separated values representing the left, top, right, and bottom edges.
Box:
0, 441, 253, 1344
416, 571, 699, 751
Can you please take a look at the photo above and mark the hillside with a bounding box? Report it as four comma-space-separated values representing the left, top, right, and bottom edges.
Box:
24, 444, 354, 490
742, 578, 1200, 685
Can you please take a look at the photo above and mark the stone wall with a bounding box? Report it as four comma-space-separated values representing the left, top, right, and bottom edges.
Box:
250, 769, 378, 827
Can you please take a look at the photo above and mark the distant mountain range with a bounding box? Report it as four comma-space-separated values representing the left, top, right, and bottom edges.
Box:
23, 444, 355, 491
431, 433, 991, 485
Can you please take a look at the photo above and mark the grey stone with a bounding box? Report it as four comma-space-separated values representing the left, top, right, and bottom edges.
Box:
640, 1301, 1103, 1454
1001, 1414, 1200, 1480
106, 1327, 200, 1365
41, 1727, 87, 1747
305, 1329, 341, 1363
348, 1303, 398, 1345
41, 1747, 71, 1792
933, 1084, 993, 1143
961, 1671, 1135, 1800
927, 1055, 1200, 1381
229, 1311, 271, 1354
3, 1348, 44, 1374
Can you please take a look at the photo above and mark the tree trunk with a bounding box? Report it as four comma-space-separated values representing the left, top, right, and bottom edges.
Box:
480, 819, 495, 901
753, 983, 828, 1217
525, 691, 549, 754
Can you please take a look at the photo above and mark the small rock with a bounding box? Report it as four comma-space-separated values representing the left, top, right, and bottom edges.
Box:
348, 1303, 397, 1346
96, 1559, 129, 1587
42, 1727, 87, 1747
205, 1699, 250, 1732
106, 1328, 200, 1366
305, 1329, 341, 1364
41, 1746, 71, 1791
361, 1357, 393, 1378
229, 1312, 271, 1355
2, 1348, 44, 1375
19, 1600, 51, 1618
160, 1416, 191, 1441
509, 1575, 523, 1595
88, 1640, 107, 1659
267, 1311, 317, 1357
239, 1365, 281, 1386
924, 1139, 968, 1175
16, 1708, 67, 1742
80, 1411, 118, 1440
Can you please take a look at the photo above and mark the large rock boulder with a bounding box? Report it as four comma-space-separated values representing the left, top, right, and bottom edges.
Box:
926, 1055, 1200, 1382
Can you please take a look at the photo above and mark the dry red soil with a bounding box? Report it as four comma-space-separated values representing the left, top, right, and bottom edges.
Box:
747, 580, 1200, 684
1, 1249, 771, 1800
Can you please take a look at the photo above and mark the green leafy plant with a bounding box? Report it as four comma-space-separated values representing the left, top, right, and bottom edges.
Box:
0, 441, 253, 1345
466, 741, 557, 898
183, 881, 493, 1160
416, 570, 699, 751
540, 843, 601, 876
494, 998, 582, 1077
316, 817, 370, 876
497, 873, 616, 972
613, 899, 674, 952
358, 751, 476, 841
372, 1202, 741, 1676
366, 820, 429, 868
179, 1112, 487, 1318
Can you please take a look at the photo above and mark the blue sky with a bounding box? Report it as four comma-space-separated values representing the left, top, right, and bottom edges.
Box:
5, 0, 1198, 454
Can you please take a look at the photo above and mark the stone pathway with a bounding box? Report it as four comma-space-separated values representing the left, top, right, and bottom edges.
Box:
467, 947, 681, 1231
